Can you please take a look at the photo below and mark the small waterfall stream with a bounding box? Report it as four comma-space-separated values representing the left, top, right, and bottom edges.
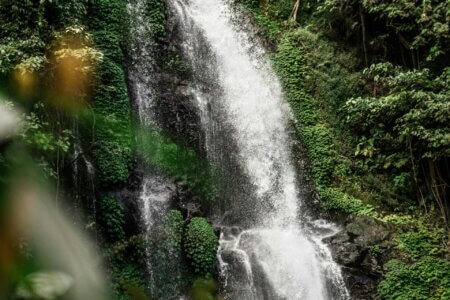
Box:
170, 0, 350, 299
127, 0, 177, 294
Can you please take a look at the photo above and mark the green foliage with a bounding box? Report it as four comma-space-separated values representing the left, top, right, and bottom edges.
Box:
0, 1, 47, 74
166, 209, 185, 256
251, 10, 282, 42
319, 187, 377, 217
302, 125, 334, 185
237, 0, 260, 11
97, 195, 125, 243
139, 127, 218, 203
21, 104, 72, 154
146, 209, 192, 298
345, 63, 450, 218
379, 218, 449, 299
0, 0, 88, 74
395, 222, 446, 259
273, 31, 332, 184
381, 214, 414, 226
362, 0, 449, 62
316, 0, 450, 66
378, 257, 450, 300
184, 217, 218, 275
190, 278, 219, 300
271, 27, 363, 198
345, 63, 450, 163
163, 54, 189, 76
145, 0, 167, 38
369, 244, 382, 257
88, 0, 133, 186
110, 262, 149, 300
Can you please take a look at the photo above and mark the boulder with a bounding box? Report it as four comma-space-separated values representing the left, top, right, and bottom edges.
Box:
325, 215, 395, 299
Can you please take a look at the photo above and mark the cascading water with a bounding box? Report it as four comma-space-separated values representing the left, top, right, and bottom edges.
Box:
170, 0, 350, 299
72, 122, 96, 232
127, 0, 179, 296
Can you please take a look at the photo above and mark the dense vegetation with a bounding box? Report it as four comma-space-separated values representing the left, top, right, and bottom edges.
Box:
0, 0, 448, 299
235, 0, 449, 298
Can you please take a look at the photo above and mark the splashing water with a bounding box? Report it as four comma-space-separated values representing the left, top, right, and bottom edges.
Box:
170, 0, 350, 299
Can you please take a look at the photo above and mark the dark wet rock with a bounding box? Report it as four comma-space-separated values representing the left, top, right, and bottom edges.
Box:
220, 226, 243, 240
111, 166, 142, 236
333, 242, 366, 266
346, 215, 394, 246
325, 215, 395, 299
219, 249, 256, 299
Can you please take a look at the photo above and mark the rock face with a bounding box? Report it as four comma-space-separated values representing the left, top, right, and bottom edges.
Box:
325, 215, 395, 299
151, 14, 203, 152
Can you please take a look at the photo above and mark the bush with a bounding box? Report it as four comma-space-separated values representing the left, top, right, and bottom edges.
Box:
97, 195, 125, 242
110, 262, 149, 300
184, 217, 218, 275
319, 187, 377, 217
395, 223, 445, 259
378, 258, 450, 300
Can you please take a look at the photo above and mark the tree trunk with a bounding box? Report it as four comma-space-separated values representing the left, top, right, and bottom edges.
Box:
290, 0, 301, 22
359, 5, 368, 67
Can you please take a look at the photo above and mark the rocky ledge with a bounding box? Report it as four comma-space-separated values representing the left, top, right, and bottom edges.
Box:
325, 215, 395, 299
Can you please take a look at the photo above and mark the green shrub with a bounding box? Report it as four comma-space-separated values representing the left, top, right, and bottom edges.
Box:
190, 278, 218, 300
110, 262, 149, 300
145, 0, 167, 38
381, 214, 414, 226
273, 32, 336, 186
166, 209, 184, 256
184, 217, 218, 275
301, 125, 334, 185
97, 195, 125, 242
378, 258, 450, 300
395, 224, 445, 259
319, 187, 377, 217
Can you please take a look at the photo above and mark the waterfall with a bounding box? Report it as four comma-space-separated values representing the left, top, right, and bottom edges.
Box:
127, 0, 178, 295
170, 0, 350, 299
72, 121, 96, 232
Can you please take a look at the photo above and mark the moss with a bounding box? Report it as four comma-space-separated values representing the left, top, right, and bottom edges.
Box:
146, 209, 193, 298
97, 195, 125, 243
190, 278, 219, 300
139, 127, 218, 204
272, 31, 336, 187
163, 54, 190, 76
88, 0, 133, 186
145, 0, 167, 38
184, 217, 218, 275
319, 187, 377, 217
